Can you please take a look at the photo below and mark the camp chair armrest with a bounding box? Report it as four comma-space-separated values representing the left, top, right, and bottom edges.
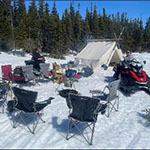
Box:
95, 102, 102, 114
38, 97, 55, 104
102, 85, 109, 94
89, 90, 102, 94
34, 97, 54, 107
13, 98, 18, 107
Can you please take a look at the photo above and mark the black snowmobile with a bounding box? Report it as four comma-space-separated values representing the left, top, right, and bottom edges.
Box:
113, 58, 150, 94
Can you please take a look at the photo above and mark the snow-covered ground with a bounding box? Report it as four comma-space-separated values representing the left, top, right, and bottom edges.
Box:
0, 52, 150, 149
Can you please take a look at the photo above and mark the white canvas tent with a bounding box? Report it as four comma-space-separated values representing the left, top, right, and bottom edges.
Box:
75, 40, 123, 70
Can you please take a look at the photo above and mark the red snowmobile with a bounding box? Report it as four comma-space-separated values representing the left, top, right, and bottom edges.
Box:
113, 58, 150, 94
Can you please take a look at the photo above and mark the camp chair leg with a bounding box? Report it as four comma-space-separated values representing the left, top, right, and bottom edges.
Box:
110, 101, 118, 111
12, 115, 16, 128
87, 122, 94, 131
66, 119, 95, 145
71, 121, 94, 145
20, 112, 45, 134
90, 123, 95, 145
36, 112, 46, 123
18, 113, 35, 134
2, 99, 6, 113
117, 97, 119, 110
12, 111, 44, 134
0, 90, 8, 113
72, 82, 76, 90
11, 112, 19, 128
66, 119, 72, 140
105, 103, 110, 117
55, 84, 61, 92
0, 100, 6, 113
85, 122, 95, 145
33, 78, 41, 86
13, 119, 18, 128
105, 98, 119, 117
66, 119, 80, 140
1, 104, 4, 113
32, 114, 40, 134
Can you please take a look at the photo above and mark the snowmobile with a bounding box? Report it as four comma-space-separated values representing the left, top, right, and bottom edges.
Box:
113, 58, 150, 94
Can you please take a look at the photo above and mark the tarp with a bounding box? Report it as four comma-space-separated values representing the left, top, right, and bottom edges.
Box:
76, 41, 123, 69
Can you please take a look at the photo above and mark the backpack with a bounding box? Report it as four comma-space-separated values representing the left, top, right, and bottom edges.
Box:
66, 69, 77, 78
13, 67, 25, 83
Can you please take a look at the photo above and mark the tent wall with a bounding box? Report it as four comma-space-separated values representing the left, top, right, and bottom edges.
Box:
110, 49, 123, 64
76, 41, 123, 69
80, 59, 98, 68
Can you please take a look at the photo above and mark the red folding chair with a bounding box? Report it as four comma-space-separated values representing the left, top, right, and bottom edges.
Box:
1, 65, 15, 81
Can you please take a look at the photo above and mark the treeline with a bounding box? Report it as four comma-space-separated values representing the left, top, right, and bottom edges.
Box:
0, 0, 150, 57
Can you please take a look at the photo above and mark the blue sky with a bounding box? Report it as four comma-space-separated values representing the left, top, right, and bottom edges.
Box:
25, 1, 150, 27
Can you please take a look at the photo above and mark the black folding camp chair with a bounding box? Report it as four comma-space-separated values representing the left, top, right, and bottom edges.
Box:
58, 89, 79, 113
91, 79, 120, 117
0, 79, 9, 113
7, 87, 54, 134
66, 93, 106, 145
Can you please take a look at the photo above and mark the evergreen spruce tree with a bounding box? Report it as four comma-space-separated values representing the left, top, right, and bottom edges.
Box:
69, 2, 76, 48
74, 4, 83, 49
62, 8, 74, 50
98, 12, 106, 37
45, 2, 49, 15
139, 19, 144, 46
113, 12, 122, 37
88, 3, 93, 33
120, 12, 128, 26
15, 15, 28, 49
105, 15, 114, 38
69, 2, 75, 27
121, 20, 134, 51
0, 0, 12, 51
38, 0, 45, 49
48, 2, 63, 57
132, 19, 144, 51
101, 8, 107, 38
83, 8, 91, 36
27, 0, 39, 51
91, 5, 99, 34
15, 0, 28, 50
38, 0, 44, 19
144, 17, 150, 43
13, 0, 18, 28
39, 2, 52, 53
14, 0, 26, 27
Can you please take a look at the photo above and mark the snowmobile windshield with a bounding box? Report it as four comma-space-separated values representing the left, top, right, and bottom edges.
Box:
129, 54, 144, 73
132, 53, 145, 66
